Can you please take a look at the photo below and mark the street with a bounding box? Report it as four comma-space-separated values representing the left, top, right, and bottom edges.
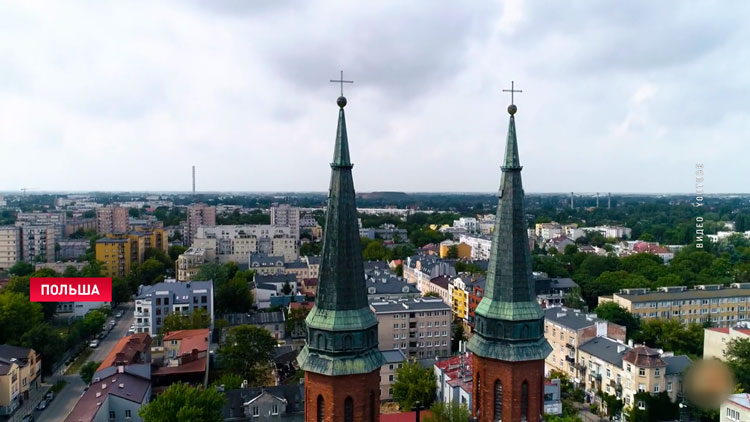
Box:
28, 304, 135, 422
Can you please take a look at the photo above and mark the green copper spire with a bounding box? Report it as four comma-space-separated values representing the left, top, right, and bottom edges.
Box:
467, 98, 552, 362
297, 94, 383, 376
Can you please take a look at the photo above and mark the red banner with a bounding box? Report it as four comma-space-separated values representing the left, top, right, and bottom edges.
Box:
30, 278, 112, 302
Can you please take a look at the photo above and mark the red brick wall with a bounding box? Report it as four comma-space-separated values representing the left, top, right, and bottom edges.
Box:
472, 355, 545, 422
305, 369, 381, 422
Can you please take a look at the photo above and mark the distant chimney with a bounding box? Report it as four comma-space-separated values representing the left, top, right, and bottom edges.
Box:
628, 339, 633, 347
617, 345, 626, 353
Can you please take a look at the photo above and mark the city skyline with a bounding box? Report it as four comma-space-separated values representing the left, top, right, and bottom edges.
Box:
1, 1, 748, 193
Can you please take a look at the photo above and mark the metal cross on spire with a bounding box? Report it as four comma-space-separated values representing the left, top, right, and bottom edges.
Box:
502, 80, 523, 105
330, 70, 354, 97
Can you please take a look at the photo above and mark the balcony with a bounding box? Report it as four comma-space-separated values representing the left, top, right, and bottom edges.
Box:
565, 355, 575, 363
566, 342, 575, 349
590, 373, 602, 382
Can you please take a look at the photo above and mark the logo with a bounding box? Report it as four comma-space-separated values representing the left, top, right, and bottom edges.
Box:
30, 278, 112, 302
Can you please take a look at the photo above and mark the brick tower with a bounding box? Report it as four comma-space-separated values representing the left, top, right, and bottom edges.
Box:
297, 90, 383, 422
467, 87, 552, 422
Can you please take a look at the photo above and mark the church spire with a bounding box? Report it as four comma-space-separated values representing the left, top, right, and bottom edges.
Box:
297, 89, 383, 378
467, 86, 551, 363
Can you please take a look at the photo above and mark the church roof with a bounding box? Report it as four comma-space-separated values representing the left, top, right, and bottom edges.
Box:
467, 96, 552, 363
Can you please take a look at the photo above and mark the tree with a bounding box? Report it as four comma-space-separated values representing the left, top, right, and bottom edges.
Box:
219, 325, 277, 385
594, 302, 640, 339
80, 361, 101, 385
134, 258, 166, 285
212, 373, 244, 390
160, 308, 210, 335
726, 338, 750, 392
215, 276, 254, 314
637, 319, 704, 357
425, 401, 470, 422
563, 244, 579, 256
81, 310, 107, 337
139, 382, 225, 422
451, 323, 466, 353
285, 307, 310, 334
392, 361, 437, 410
446, 245, 459, 259
0, 291, 45, 344
112, 277, 132, 305
300, 241, 322, 256
424, 292, 440, 298
8, 261, 34, 276
21, 323, 66, 375
194, 263, 231, 288
563, 286, 583, 310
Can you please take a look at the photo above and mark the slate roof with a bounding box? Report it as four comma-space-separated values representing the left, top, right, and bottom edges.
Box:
0, 344, 32, 367
623, 346, 667, 368
664, 355, 692, 375
136, 280, 212, 301
247, 311, 285, 325
579, 337, 630, 366
381, 349, 406, 364
250, 253, 285, 267
364, 263, 418, 295
370, 298, 450, 313
544, 307, 601, 331
64, 372, 150, 422
255, 274, 297, 285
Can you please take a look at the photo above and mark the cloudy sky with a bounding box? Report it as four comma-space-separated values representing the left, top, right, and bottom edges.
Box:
1, 1, 748, 194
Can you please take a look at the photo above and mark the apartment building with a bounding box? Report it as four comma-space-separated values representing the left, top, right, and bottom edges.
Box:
438, 241, 472, 259
370, 298, 452, 359
64, 217, 97, 236
402, 255, 456, 292
601, 284, 750, 327
379, 349, 406, 401
364, 261, 420, 302
134, 280, 214, 335
96, 205, 130, 235
535, 222, 564, 241
64, 369, 151, 422
578, 338, 691, 415
421, 275, 451, 305
19, 225, 56, 263
703, 326, 750, 360
544, 307, 627, 380
183, 203, 216, 246
95, 237, 140, 278
16, 211, 66, 239
721, 394, 750, 422
175, 246, 207, 281
191, 225, 297, 262
270, 204, 300, 240
0, 226, 20, 270
458, 234, 492, 260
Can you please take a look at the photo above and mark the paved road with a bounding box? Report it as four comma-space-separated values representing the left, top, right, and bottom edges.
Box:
32, 304, 135, 422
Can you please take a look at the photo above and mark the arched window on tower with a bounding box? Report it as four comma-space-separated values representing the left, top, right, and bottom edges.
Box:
522, 324, 530, 338
317, 395, 324, 422
475, 373, 481, 414
494, 380, 503, 421
344, 335, 353, 351
521, 381, 529, 421
344, 396, 354, 422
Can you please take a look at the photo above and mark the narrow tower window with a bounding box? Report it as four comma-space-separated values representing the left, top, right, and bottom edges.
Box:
370, 391, 376, 422
345, 396, 354, 422
317, 395, 324, 422
494, 380, 502, 421
521, 381, 529, 421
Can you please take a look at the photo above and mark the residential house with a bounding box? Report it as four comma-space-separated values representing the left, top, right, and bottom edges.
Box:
0, 345, 41, 404
64, 368, 151, 422
152, 329, 210, 392
704, 326, 750, 360
134, 280, 214, 335
222, 384, 304, 421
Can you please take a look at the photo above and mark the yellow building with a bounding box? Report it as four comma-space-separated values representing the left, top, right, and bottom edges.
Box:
134, 227, 168, 254
438, 241, 472, 259
95, 237, 139, 277
0, 345, 41, 415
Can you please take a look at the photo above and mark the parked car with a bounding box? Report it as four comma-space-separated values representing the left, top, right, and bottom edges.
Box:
45, 391, 54, 401
21, 414, 34, 422
89, 340, 99, 348
115, 311, 123, 318
98, 331, 107, 340
36, 399, 48, 410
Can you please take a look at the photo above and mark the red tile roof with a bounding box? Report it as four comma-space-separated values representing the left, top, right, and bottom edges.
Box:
163, 329, 209, 356
623, 346, 667, 368
708, 327, 730, 334
97, 333, 151, 371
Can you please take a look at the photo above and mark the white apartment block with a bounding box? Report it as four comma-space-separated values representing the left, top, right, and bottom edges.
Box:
535, 223, 564, 241
0, 226, 21, 270
270, 205, 300, 240
453, 217, 479, 233
458, 234, 492, 260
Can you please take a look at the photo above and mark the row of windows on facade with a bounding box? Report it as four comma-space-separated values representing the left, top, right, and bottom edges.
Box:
391, 340, 448, 349
391, 311, 450, 318
150, 296, 208, 306
392, 331, 449, 339
108, 410, 133, 419
393, 321, 448, 329
633, 297, 750, 308
637, 309, 746, 317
